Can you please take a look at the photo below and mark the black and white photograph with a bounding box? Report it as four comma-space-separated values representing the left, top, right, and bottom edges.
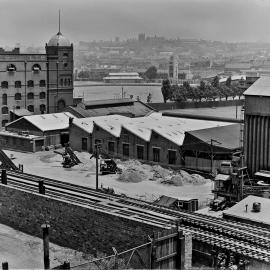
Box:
0, 0, 269, 269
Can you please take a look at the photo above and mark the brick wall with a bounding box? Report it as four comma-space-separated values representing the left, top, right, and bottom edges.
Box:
0, 184, 161, 254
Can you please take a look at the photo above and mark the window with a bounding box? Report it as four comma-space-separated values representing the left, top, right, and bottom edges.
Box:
64, 63, 68, 68
153, 147, 160, 162
27, 80, 34, 87
68, 79, 71, 86
63, 53, 69, 57
60, 78, 63, 86
2, 107, 8, 114
15, 93, 21, 100
32, 64, 41, 72
137, 145, 144, 160
2, 120, 8, 127
27, 105, 34, 112
123, 143, 129, 157
15, 81, 21, 88
57, 99, 66, 111
82, 138, 88, 151
15, 106, 20, 109
108, 141, 115, 153
39, 80, 46, 87
64, 78, 67, 86
27, 92, 34, 100
168, 150, 177, 165
40, 104, 46, 113
2, 94, 7, 105
1, 81, 8, 89
7, 64, 16, 72
39, 92, 46, 99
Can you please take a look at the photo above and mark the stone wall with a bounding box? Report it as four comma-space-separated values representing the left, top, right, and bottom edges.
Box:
0, 184, 162, 254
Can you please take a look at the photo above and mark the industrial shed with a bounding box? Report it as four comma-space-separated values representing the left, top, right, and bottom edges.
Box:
0, 112, 75, 152
223, 195, 270, 229
181, 124, 242, 172
69, 112, 233, 167
65, 98, 155, 118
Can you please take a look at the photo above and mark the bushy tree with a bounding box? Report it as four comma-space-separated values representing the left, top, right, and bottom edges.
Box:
161, 79, 171, 103
212, 75, 219, 88
144, 66, 157, 81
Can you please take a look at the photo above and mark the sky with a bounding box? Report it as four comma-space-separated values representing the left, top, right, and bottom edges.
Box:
2, 0, 270, 47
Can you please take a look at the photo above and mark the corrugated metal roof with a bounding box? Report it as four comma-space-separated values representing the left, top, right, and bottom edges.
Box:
186, 124, 241, 150
244, 76, 270, 97
7, 112, 75, 132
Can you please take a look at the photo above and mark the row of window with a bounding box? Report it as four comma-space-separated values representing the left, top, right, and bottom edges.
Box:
7, 64, 42, 72
91, 139, 177, 165
2, 92, 46, 104
1, 80, 46, 89
2, 104, 46, 114
60, 78, 72, 86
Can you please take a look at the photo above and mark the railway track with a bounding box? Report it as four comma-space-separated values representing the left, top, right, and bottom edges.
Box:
3, 170, 270, 263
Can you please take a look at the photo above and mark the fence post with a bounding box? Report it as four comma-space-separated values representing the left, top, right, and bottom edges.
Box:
41, 223, 50, 270
1, 170, 7, 185
150, 234, 157, 269
112, 247, 118, 269
2, 262, 8, 270
39, 180, 45, 195
62, 261, 70, 269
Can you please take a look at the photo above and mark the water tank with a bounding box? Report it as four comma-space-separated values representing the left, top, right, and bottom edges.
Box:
252, 202, 261, 212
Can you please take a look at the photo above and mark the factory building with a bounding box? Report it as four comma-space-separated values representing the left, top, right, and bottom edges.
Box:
244, 76, 270, 175
69, 113, 233, 167
0, 23, 73, 127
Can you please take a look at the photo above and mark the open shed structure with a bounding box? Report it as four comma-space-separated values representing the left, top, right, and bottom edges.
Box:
181, 124, 242, 172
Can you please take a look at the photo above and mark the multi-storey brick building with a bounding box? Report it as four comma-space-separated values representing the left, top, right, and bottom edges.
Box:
0, 30, 73, 127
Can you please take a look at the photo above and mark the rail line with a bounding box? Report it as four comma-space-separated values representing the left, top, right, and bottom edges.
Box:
3, 170, 270, 263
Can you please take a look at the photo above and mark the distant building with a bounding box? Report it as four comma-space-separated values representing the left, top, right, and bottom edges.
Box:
169, 54, 179, 84
103, 72, 143, 83
138, 33, 146, 42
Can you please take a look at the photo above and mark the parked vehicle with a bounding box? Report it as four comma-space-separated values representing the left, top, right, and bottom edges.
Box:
210, 197, 227, 211
100, 159, 122, 175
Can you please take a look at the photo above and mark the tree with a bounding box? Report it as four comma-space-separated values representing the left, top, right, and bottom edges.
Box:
161, 79, 171, 103
226, 76, 232, 87
212, 75, 219, 88
144, 66, 157, 81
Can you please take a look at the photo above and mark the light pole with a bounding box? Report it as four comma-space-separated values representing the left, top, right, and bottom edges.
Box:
210, 139, 221, 174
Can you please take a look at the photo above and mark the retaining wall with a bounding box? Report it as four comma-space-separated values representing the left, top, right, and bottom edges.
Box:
0, 184, 162, 254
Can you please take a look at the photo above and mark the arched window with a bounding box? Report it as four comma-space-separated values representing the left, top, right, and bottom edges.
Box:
40, 104, 46, 113
64, 78, 67, 86
2, 94, 7, 105
68, 79, 71, 86
1, 81, 8, 89
2, 120, 8, 127
27, 105, 34, 112
15, 81, 21, 88
15, 93, 22, 100
27, 80, 34, 87
7, 64, 16, 72
39, 80, 46, 87
2, 107, 8, 114
39, 92, 46, 99
27, 92, 34, 100
32, 64, 41, 73
57, 99, 66, 111
60, 78, 63, 86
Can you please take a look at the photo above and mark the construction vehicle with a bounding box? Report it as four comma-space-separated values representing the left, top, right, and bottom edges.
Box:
100, 159, 122, 175
54, 145, 81, 168
209, 197, 227, 211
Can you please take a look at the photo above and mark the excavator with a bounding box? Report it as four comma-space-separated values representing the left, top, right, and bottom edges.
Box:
54, 145, 81, 168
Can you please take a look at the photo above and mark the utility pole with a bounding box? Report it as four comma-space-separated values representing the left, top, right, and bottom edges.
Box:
95, 144, 99, 190
210, 139, 221, 174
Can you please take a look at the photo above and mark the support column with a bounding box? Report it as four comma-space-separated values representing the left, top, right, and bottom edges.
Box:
41, 224, 50, 270
1, 170, 7, 185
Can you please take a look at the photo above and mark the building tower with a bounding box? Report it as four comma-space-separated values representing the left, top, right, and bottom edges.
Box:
45, 12, 73, 113
168, 54, 179, 84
